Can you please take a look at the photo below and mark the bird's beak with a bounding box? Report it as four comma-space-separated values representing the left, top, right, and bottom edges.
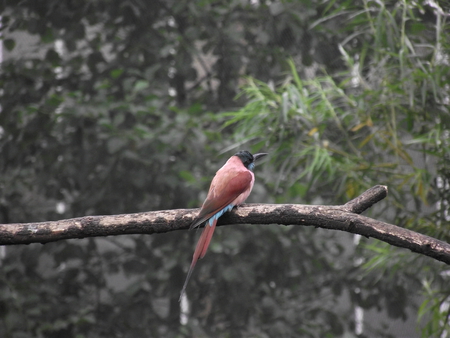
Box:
253, 153, 268, 161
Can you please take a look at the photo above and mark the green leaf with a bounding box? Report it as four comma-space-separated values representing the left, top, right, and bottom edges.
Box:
107, 137, 127, 154
3, 38, 15, 51
178, 170, 196, 183
110, 69, 124, 79
134, 80, 149, 91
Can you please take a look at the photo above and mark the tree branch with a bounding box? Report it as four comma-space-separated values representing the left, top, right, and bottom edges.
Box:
1, 185, 449, 264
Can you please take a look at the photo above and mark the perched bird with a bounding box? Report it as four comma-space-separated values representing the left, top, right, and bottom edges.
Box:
180, 150, 267, 301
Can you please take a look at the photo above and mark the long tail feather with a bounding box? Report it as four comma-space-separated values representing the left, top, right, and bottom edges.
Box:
179, 219, 217, 301
200, 220, 217, 259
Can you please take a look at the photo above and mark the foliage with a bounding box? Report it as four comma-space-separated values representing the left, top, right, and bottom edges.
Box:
224, 0, 450, 337
0, 0, 449, 337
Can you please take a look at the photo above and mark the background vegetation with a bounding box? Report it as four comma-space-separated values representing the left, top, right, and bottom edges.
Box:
1, 0, 449, 337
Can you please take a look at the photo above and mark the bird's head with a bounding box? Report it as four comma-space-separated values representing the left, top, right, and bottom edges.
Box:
235, 150, 268, 171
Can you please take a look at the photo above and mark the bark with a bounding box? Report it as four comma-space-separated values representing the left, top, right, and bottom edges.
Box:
1, 185, 449, 264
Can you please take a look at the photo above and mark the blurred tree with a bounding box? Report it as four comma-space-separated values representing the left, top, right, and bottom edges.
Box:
0, 0, 449, 337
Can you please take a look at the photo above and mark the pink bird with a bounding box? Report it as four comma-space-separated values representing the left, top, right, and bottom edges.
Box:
180, 150, 267, 300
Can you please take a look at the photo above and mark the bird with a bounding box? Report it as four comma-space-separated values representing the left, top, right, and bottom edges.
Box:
179, 150, 267, 301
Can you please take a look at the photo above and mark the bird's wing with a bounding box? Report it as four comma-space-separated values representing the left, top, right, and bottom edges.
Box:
190, 170, 253, 228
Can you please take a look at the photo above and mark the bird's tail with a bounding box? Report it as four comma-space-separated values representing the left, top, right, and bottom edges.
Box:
179, 219, 217, 301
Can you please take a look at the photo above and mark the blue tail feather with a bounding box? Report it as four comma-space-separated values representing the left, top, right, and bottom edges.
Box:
208, 204, 234, 226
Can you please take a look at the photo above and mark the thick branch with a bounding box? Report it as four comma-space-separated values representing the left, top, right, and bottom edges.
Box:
1, 185, 449, 264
